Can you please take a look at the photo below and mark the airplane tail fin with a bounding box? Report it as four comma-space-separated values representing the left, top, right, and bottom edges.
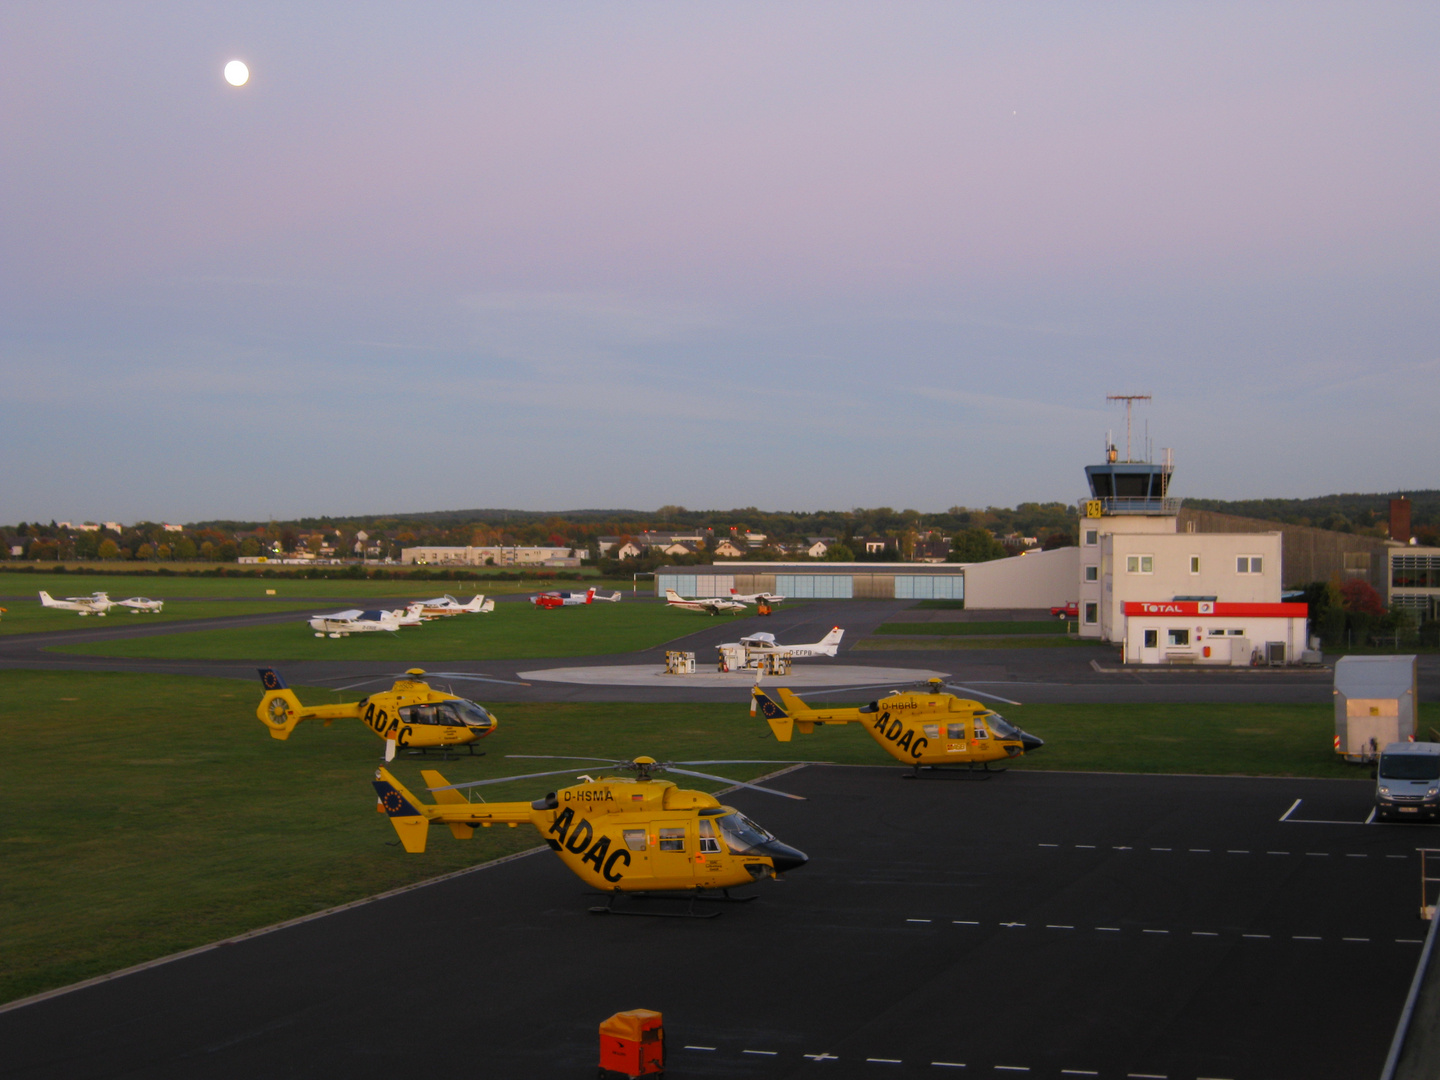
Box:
480, 598, 495, 613
464, 594, 486, 611
752, 687, 795, 741
665, 589, 682, 602
38, 591, 55, 607
372, 768, 432, 852
586, 588, 596, 604
256, 668, 305, 740
816, 627, 845, 655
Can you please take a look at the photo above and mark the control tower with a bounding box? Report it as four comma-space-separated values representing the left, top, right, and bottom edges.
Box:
1076, 396, 1182, 639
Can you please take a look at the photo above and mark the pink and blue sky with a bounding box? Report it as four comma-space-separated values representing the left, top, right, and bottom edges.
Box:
3, 2, 1436, 521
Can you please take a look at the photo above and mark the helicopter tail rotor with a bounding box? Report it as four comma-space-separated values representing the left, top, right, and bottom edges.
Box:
255, 669, 305, 741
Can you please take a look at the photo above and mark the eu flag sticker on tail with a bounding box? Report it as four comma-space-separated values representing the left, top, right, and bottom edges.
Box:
258, 668, 287, 691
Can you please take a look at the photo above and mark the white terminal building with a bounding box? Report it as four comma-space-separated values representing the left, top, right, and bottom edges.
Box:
1076, 445, 1306, 665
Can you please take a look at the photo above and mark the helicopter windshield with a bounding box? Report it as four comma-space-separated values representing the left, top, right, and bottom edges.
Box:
983, 712, 1020, 739
716, 811, 775, 855
450, 699, 494, 728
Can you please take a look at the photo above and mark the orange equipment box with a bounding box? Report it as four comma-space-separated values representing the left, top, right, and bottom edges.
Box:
598, 1009, 664, 1078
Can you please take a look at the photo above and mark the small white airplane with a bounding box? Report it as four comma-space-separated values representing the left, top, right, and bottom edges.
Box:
530, 588, 616, 608
731, 588, 786, 605
717, 627, 844, 669
664, 588, 747, 615
39, 590, 118, 616
116, 596, 165, 613
308, 609, 402, 637
413, 594, 494, 617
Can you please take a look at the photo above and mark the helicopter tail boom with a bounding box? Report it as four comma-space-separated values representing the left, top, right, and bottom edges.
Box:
373, 768, 534, 852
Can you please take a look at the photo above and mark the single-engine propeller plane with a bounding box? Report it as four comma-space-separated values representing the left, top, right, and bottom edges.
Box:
730, 588, 786, 605
307, 609, 402, 637
256, 667, 525, 760
115, 596, 164, 613
414, 594, 494, 617
716, 628, 844, 671
664, 589, 747, 615
753, 678, 1043, 777
372, 755, 809, 916
38, 590, 117, 616
530, 587, 620, 607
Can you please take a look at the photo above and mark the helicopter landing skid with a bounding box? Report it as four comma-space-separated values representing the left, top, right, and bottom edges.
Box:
403, 747, 486, 761
901, 762, 1003, 781
588, 887, 756, 919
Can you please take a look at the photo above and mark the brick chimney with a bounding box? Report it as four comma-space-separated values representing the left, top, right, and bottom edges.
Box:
1389, 497, 1411, 543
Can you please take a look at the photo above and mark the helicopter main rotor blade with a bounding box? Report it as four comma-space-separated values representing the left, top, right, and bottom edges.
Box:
673, 759, 815, 766
428, 767, 597, 792
661, 766, 806, 801
942, 683, 1022, 706
785, 681, 915, 699
504, 754, 623, 764
417, 671, 532, 687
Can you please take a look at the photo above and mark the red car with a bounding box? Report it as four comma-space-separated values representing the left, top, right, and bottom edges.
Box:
1050, 601, 1079, 619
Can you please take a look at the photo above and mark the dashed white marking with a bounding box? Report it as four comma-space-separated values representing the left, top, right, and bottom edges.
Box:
995, 1068, 1030, 1073
1039, 843, 1058, 847
1227, 849, 1249, 854
1150, 846, 1171, 851
1096, 926, 1121, 932
1192, 931, 1218, 937
806, 1052, 839, 1060
1047, 924, 1075, 929
1388, 854, 1409, 860
1128, 1074, 1167, 1079
1280, 798, 1301, 821
1267, 851, 1290, 855
1306, 852, 1330, 857
1000, 922, 1026, 928
867, 1058, 902, 1063
1076, 844, 1096, 849
908, 918, 932, 923
1294, 935, 1322, 941
743, 1049, 778, 1055
1365, 807, 1377, 824
684, 1045, 716, 1051
1113, 845, 1132, 850
1346, 853, 1368, 858
1062, 1072, 1099, 1077
1143, 929, 1169, 935
1243, 933, 1271, 939
1189, 848, 1210, 853
1344, 937, 1370, 942
954, 920, 980, 925
931, 1062, 966, 1069
1399, 938, 1425, 944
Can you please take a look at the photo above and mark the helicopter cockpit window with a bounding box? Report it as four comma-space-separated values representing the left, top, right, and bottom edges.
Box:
698, 819, 722, 854
405, 704, 438, 725
985, 712, 1021, 739
435, 703, 461, 726
972, 719, 989, 739
623, 829, 647, 851
450, 699, 494, 728
658, 827, 686, 852
716, 811, 775, 855
946, 723, 965, 740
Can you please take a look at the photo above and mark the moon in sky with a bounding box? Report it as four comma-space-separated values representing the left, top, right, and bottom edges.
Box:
223, 60, 249, 87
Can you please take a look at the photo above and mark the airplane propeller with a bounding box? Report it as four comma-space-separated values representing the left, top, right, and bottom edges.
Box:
428, 755, 813, 800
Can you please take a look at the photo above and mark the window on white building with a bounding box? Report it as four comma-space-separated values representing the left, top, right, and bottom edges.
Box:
1084, 529, 1098, 546
1190, 556, 1200, 574
1084, 565, 1099, 582
1126, 555, 1153, 574
1167, 628, 1190, 647
1236, 556, 1263, 574
1083, 602, 1098, 624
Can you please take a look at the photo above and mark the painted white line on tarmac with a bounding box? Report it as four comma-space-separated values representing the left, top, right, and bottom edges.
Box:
867, 1058, 902, 1064
1061, 1072, 1099, 1077
805, 1052, 839, 1061
1143, 929, 1169, 935
1096, 927, 1121, 932
1399, 938, 1425, 944
908, 918, 933, 923
1151, 846, 1171, 851
685, 1046, 716, 1051
743, 1049, 778, 1055
1047, 924, 1075, 929
1294, 935, 1323, 941
1280, 798, 1301, 821
931, 1062, 966, 1069
1243, 933, 1271, 939
954, 919, 979, 925
1192, 931, 1219, 937
1344, 937, 1370, 942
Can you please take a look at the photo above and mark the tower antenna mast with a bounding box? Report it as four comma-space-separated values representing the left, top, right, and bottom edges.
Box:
1106, 394, 1151, 462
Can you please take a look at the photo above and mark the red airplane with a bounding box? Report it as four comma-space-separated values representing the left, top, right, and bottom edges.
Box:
529, 587, 620, 608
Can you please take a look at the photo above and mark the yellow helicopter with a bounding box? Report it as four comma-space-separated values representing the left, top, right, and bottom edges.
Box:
752, 677, 1043, 777
372, 755, 810, 917
255, 668, 523, 761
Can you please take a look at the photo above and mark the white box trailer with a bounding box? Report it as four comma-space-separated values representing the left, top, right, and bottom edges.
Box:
1334, 655, 1418, 762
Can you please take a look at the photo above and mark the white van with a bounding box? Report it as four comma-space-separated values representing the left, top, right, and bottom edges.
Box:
1375, 741, 1440, 821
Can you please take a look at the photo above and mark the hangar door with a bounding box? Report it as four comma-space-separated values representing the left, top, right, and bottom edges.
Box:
894, 575, 964, 600
657, 574, 734, 598
776, 574, 853, 598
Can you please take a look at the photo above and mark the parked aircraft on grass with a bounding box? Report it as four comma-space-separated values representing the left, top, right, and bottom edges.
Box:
308, 609, 403, 637
665, 589, 747, 615
116, 596, 164, 613
531, 588, 621, 608
414, 594, 494, 617
38, 590, 118, 616
717, 628, 844, 670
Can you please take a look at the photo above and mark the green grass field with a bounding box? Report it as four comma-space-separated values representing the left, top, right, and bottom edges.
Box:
876, 620, 1068, 636
50, 603, 723, 662
0, 600, 325, 637
1, 667, 1404, 1005
854, 636, 1091, 650
0, 572, 618, 602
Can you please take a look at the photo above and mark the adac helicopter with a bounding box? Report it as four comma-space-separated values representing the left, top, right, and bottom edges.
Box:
373, 755, 809, 917
752, 677, 1044, 777
256, 667, 525, 760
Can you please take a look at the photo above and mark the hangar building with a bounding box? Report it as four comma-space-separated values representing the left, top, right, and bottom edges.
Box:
655, 564, 966, 601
